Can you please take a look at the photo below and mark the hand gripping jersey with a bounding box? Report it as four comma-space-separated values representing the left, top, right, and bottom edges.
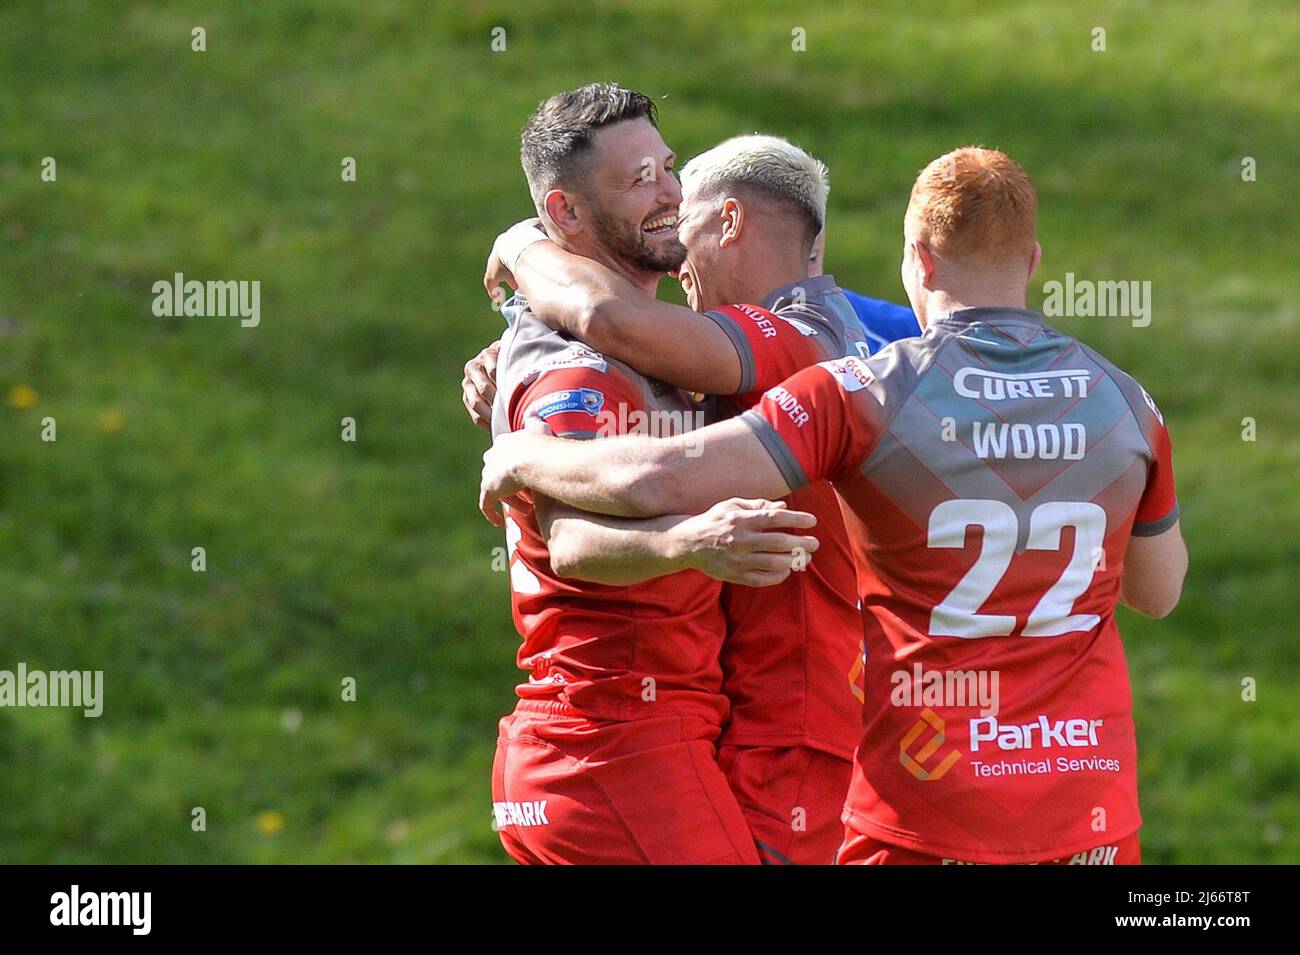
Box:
492, 297, 727, 725
741, 307, 1179, 862
702, 275, 870, 760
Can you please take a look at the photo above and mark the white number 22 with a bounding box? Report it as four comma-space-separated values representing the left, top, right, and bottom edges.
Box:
927, 499, 1105, 638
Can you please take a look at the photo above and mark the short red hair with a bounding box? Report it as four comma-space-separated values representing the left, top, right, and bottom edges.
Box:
905, 147, 1037, 265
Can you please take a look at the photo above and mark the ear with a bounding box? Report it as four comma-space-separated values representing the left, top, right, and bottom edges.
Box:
718, 197, 744, 249
914, 239, 938, 289
542, 188, 583, 237
1028, 241, 1042, 282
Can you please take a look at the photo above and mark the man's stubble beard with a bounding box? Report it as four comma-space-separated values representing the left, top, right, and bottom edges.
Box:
588, 203, 686, 275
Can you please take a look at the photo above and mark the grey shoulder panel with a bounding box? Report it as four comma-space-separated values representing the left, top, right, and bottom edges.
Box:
491, 307, 610, 437
1073, 339, 1166, 455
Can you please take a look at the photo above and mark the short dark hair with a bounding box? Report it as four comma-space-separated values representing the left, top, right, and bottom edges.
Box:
520, 83, 658, 207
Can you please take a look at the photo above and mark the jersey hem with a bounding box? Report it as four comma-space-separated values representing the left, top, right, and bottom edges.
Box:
514, 693, 729, 727
842, 811, 1144, 864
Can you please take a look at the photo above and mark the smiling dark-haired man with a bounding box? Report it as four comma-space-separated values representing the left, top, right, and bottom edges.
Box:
478, 84, 821, 865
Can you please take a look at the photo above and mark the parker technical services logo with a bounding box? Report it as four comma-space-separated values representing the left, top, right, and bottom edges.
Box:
894, 664, 999, 781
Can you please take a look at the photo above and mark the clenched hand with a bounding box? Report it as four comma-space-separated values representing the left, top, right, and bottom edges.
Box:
461, 339, 501, 432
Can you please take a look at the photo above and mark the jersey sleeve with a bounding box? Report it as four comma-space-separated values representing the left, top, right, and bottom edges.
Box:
1132, 400, 1179, 536
738, 356, 882, 491
511, 364, 645, 439
703, 303, 831, 400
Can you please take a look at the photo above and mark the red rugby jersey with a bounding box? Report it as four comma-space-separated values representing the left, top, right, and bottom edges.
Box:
702, 275, 870, 759
492, 298, 727, 725
741, 307, 1179, 861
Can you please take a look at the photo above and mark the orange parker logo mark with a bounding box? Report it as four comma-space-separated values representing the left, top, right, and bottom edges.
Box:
900, 708, 962, 781
848, 639, 865, 703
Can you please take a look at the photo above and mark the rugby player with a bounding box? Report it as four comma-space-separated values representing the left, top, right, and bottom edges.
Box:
480, 84, 821, 865
482, 135, 871, 864
479, 146, 1189, 865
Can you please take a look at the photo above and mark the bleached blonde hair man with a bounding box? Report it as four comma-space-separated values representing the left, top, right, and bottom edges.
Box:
681, 134, 829, 233
665, 136, 826, 314
672, 134, 830, 313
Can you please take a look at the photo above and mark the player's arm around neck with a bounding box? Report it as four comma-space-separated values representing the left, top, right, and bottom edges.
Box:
513, 241, 743, 395
1120, 520, 1188, 619
480, 418, 793, 522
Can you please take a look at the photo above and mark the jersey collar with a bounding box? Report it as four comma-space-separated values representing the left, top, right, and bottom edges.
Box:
500, 292, 530, 327
761, 273, 841, 311
932, 306, 1046, 328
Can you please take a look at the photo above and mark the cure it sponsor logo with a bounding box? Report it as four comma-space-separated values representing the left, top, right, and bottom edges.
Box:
953, 367, 1091, 401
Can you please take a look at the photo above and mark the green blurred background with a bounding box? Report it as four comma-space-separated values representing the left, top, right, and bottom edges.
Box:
1, 0, 1296, 863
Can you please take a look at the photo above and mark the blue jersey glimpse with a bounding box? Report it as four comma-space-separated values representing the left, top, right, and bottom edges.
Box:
841, 288, 921, 354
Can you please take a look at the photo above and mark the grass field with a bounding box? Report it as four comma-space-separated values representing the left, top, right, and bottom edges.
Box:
0, 0, 1297, 863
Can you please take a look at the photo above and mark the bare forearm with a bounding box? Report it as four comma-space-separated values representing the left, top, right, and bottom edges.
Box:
514, 433, 688, 517
497, 421, 793, 519
545, 509, 695, 584
539, 495, 824, 590
513, 243, 626, 345
513, 243, 739, 394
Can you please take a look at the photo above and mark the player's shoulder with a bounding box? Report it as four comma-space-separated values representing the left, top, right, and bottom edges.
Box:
770, 275, 863, 337
809, 353, 875, 391
858, 322, 949, 396
797, 324, 933, 388
713, 278, 843, 338
494, 301, 646, 435
500, 302, 608, 377
794, 322, 975, 428
1071, 336, 1169, 429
